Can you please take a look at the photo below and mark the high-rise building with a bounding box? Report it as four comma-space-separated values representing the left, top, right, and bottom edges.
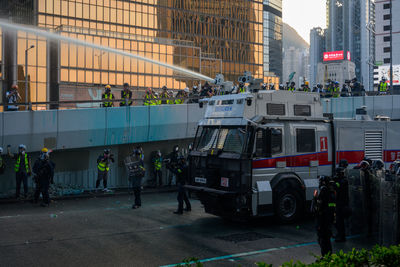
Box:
0, 0, 272, 106
309, 27, 326, 86
374, 0, 400, 89
324, 0, 375, 90
262, 0, 283, 85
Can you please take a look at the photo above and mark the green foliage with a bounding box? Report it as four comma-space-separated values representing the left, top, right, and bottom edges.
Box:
255, 244, 400, 267
181, 244, 400, 267
176, 257, 203, 267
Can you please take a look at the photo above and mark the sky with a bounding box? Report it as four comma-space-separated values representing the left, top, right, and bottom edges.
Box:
282, 0, 327, 44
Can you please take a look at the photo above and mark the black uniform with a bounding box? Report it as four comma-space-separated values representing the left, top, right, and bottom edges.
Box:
173, 161, 191, 214
313, 179, 336, 256
130, 155, 145, 209
33, 158, 55, 206
333, 169, 349, 242
167, 150, 179, 186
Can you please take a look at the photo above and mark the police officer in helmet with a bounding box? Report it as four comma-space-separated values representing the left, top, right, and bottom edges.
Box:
333, 160, 350, 242
33, 148, 55, 207
313, 175, 336, 256
173, 156, 191, 214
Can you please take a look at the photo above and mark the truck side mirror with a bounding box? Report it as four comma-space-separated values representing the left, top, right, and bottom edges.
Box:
247, 99, 252, 106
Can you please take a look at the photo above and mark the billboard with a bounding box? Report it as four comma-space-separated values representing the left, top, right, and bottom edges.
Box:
323, 50, 351, 61
374, 65, 400, 85
323, 50, 344, 61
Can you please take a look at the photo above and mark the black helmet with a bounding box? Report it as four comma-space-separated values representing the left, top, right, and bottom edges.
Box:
104, 149, 110, 155
338, 159, 348, 168
372, 159, 385, 170
363, 157, 373, 166
123, 83, 129, 87
318, 175, 330, 186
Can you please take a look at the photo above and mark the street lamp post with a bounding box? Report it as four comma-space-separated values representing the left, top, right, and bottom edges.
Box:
25, 45, 35, 109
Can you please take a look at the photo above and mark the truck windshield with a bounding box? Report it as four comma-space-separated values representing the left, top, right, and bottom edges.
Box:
196, 127, 247, 154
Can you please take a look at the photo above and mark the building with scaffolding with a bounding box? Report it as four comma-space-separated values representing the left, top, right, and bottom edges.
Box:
0, 0, 281, 107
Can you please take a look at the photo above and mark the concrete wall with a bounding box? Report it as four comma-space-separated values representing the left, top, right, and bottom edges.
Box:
1, 104, 204, 152
0, 104, 205, 196
322, 95, 400, 119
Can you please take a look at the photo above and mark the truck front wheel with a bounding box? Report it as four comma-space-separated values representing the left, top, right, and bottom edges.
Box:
274, 188, 303, 223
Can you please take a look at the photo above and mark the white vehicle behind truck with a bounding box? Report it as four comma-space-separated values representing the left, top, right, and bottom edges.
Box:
186, 90, 400, 222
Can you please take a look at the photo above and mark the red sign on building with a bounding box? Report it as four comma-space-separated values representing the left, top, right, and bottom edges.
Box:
323, 50, 344, 61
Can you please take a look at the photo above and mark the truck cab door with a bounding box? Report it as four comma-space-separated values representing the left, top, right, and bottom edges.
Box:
290, 125, 318, 182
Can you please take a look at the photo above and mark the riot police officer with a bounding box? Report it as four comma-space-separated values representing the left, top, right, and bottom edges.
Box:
333, 163, 350, 242
173, 156, 191, 214
312, 175, 336, 256
33, 148, 55, 207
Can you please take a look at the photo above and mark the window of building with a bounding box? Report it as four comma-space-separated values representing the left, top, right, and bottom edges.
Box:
384, 47, 391, 53
384, 36, 391, 42
383, 3, 391, 9
384, 25, 391, 31
296, 129, 316, 153
384, 14, 391, 20
384, 58, 391, 64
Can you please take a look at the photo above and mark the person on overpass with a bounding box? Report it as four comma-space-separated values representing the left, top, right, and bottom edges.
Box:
102, 85, 114, 107
331, 81, 340, 98
143, 88, 156, 106
33, 148, 55, 207
379, 77, 388, 95
120, 83, 132, 106
288, 82, 296, 91
238, 82, 247, 93
173, 156, 191, 214
6, 85, 22, 111
8, 144, 31, 200
160, 86, 171, 105
96, 149, 114, 192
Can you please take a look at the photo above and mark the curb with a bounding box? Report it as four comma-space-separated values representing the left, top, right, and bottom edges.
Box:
0, 186, 178, 204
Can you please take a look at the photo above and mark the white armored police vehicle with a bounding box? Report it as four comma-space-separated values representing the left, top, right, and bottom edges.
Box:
186, 90, 400, 222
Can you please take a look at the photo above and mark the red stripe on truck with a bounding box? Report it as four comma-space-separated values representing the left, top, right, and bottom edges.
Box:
252, 152, 331, 169
384, 150, 400, 162
336, 151, 364, 164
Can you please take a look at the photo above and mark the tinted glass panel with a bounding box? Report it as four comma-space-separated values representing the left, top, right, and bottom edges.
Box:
296, 129, 315, 153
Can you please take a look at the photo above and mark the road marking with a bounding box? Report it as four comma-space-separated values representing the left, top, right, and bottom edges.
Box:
160, 234, 363, 267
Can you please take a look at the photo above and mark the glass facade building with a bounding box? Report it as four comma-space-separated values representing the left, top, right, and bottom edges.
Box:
0, 0, 281, 106
262, 0, 282, 84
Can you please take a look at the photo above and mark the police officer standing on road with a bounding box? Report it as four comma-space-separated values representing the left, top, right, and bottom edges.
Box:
120, 83, 132, 106
33, 148, 55, 207
131, 148, 145, 209
102, 85, 114, 107
312, 175, 336, 256
96, 149, 114, 192
173, 156, 191, 214
333, 160, 350, 242
167, 145, 180, 186
8, 144, 31, 200
152, 150, 163, 187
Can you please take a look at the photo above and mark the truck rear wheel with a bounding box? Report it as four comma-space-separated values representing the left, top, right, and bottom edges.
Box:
274, 188, 303, 223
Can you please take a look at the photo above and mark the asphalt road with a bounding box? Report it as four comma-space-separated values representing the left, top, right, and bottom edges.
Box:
0, 192, 376, 267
